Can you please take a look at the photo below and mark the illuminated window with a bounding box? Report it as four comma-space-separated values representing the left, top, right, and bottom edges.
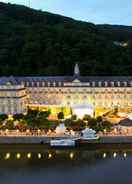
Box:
53, 82, 56, 87
98, 81, 102, 87
26, 82, 29, 86
92, 81, 95, 87
117, 81, 120, 87
104, 81, 108, 87
130, 82, 132, 87
42, 81, 45, 86
37, 82, 39, 87
111, 82, 114, 87
123, 81, 127, 87
58, 82, 61, 86
21, 81, 25, 86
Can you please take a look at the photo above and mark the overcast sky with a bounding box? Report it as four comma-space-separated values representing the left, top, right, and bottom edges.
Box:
1, 0, 132, 25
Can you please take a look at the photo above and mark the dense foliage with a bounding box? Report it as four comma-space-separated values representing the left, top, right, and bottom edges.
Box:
1, 2, 132, 76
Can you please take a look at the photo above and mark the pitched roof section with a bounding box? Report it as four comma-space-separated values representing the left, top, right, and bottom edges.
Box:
16, 76, 132, 82
0, 75, 132, 87
0, 76, 19, 85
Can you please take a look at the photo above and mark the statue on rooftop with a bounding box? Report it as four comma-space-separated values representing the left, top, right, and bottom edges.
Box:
74, 63, 80, 76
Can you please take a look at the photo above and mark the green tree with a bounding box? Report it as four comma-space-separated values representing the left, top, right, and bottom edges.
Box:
57, 112, 64, 120
101, 120, 112, 131
0, 114, 8, 121
83, 114, 92, 121
13, 113, 25, 121
71, 115, 77, 121
5, 120, 14, 130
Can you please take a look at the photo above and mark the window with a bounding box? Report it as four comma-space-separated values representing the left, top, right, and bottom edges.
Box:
92, 81, 95, 87
104, 81, 108, 87
130, 82, 132, 87
53, 82, 56, 87
98, 81, 102, 87
37, 82, 39, 87
111, 82, 114, 87
26, 82, 29, 87
42, 81, 45, 87
117, 81, 120, 87
123, 81, 127, 87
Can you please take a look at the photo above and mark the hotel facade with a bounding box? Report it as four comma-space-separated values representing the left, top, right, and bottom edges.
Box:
0, 64, 132, 117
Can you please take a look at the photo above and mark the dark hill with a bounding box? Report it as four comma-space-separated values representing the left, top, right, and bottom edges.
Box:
0, 2, 132, 76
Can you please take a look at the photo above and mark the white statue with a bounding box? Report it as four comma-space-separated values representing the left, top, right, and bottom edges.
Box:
74, 63, 80, 76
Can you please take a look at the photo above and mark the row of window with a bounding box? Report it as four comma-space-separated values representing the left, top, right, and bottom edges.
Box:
23, 81, 132, 87
28, 89, 132, 94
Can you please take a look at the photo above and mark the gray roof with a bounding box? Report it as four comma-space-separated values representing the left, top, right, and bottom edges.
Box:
16, 76, 132, 82
0, 76, 19, 85
0, 75, 132, 87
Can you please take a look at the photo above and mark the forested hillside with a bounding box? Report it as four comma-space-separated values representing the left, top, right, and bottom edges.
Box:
0, 2, 132, 76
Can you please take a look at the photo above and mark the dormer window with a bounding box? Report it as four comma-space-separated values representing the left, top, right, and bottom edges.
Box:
92, 81, 95, 87
37, 82, 39, 87
26, 82, 29, 87
98, 81, 102, 87
104, 81, 108, 87
123, 81, 127, 87
53, 82, 56, 87
111, 82, 114, 87
58, 82, 61, 86
117, 81, 120, 87
48, 82, 50, 87
130, 82, 132, 87
42, 82, 45, 87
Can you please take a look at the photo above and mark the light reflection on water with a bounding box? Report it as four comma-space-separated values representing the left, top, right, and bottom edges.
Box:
0, 149, 130, 162
0, 146, 132, 184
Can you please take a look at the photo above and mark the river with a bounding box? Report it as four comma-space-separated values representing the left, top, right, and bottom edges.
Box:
0, 145, 131, 184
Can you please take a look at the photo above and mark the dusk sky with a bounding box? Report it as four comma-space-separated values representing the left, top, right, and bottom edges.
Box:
1, 0, 132, 25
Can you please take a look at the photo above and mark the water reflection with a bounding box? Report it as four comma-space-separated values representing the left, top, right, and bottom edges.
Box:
4, 153, 10, 160
1, 147, 132, 184
38, 153, 41, 159
69, 152, 74, 159
123, 152, 127, 158
27, 153, 31, 159
16, 153, 21, 159
48, 153, 52, 159
0, 149, 131, 162
113, 152, 117, 158
103, 152, 106, 158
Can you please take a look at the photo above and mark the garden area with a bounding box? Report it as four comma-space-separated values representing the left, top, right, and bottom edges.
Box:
0, 109, 113, 133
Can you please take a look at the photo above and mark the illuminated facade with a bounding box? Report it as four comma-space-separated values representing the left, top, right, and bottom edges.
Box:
0, 64, 132, 116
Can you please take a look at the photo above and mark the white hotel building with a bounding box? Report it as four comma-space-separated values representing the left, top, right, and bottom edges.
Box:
0, 64, 132, 117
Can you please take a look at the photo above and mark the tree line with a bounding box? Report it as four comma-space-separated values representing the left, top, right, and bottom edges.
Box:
0, 2, 132, 76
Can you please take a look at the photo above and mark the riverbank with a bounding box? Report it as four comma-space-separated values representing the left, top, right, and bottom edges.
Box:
0, 135, 132, 145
